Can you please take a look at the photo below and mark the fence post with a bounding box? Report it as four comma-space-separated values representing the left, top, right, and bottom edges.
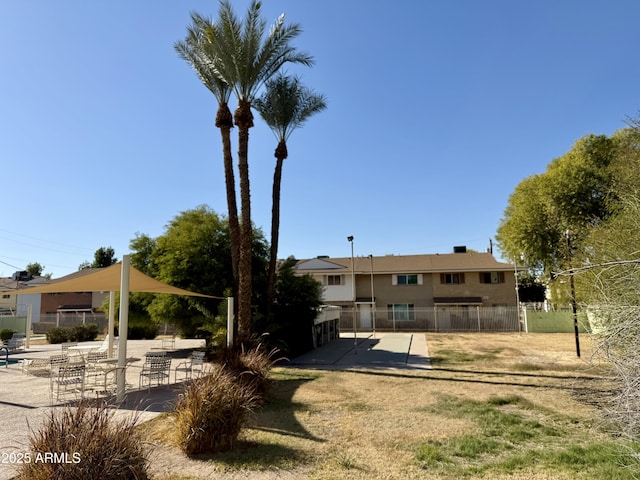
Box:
477, 306, 481, 332
434, 306, 438, 333
523, 306, 528, 333
25, 305, 32, 348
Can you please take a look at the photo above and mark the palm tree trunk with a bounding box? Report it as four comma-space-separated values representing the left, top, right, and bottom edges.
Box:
234, 98, 254, 341
266, 140, 288, 315
216, 103, 240, 284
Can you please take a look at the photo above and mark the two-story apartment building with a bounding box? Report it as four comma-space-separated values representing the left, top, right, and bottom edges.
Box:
294, 248, 518, 331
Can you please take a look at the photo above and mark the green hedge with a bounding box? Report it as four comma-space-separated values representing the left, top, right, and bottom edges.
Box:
46, 323, 100, 344
525, 311, 590, 333
0, 329, 16, 342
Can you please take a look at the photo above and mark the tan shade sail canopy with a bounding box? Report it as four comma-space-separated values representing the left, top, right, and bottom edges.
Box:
16, 262, 220, 299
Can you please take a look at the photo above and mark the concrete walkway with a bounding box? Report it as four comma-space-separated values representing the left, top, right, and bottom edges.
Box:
288, 332, 431, 370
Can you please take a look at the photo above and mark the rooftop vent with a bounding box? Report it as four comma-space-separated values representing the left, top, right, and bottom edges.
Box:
453, 246, 467, 253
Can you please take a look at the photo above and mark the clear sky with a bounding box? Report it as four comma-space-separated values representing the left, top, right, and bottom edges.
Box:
1, 1, 638, 279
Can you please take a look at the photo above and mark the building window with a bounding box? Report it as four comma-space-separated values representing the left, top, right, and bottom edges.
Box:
441, 273, 465, 284
393, 274, 422, 285
327, 275, 342, 286
387, 304, 415, 321
480, 272, 505, 284
1, 294, 10, 299
398, 274, 417, 285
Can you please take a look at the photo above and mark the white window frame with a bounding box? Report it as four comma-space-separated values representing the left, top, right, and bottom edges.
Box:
392, 274, 423, 286
326, 274, 343, 286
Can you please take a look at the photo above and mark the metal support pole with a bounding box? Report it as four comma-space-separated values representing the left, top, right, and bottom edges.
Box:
108, 292, 115, 358
116, 256, 131, 403
227, 296, 234, 348
369, 254, 375, 337
25, 304, 32, 349
570, 273, 581, 358
347, 236, 357, 353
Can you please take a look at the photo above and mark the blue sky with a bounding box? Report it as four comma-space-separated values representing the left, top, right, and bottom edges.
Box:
1, 1, 638, 279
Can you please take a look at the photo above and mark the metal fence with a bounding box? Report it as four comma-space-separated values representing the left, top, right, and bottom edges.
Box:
339, 306, 522, 333
32, 313, 110, 334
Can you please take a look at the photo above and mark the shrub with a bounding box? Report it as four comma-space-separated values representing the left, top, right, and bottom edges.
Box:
47, 324, 99, 344
0, 329, 16, 342
46, 327, 72, 344
69, 323, 99, 342
128, 320, 158, 340
173, 367, 259, 455
17, 402, 149, 480
222, 340, 280, 402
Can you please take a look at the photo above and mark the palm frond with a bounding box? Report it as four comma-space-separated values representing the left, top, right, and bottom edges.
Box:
254, 72, 327, 142
206, 1, 313, 102
174, 12, 232, 104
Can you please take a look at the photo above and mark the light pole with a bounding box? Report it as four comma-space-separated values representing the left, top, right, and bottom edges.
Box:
347, 236, 357, 352
369, 254, 375, 336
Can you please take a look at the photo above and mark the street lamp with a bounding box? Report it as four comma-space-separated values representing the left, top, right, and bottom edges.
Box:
347, 236, 357, 352
369, 254, 375, 336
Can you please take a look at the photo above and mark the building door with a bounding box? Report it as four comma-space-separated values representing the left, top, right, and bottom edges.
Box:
358, 304, 372, 331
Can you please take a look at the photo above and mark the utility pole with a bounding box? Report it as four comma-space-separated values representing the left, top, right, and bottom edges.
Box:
565, 230, 581, 358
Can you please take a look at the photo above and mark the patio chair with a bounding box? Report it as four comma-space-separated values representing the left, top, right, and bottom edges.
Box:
49, 353, 72, 371
50, 363, 86, 403
139, 357, 171, 390
145, 350, 167, 359
4, 333, 25, 352
175, 351, 206, 382
61, 342, 78, 356
161, 335, 176, 349
21, 357, 52, 377
86, 359, 135, 397
84, 351, 108, 383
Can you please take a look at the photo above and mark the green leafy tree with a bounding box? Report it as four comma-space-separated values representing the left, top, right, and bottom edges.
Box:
25, 262, 44, 277
129, 233, 158, 276
260, 257, 323, 357
80, 246, 118, 270
188, 0, 314, 341
517, 273, 546, 303
545, 119, 640, 437
497, 134, 616, 279
254, 73, 327, 314
135, 206, 268, 337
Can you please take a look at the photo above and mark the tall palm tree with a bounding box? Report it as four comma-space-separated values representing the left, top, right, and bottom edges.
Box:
254, 73, 327, 313
203, 1, 314, 340
174, 13, 240, 284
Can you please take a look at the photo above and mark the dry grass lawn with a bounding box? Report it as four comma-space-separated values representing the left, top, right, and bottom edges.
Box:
141, 333, 630, 480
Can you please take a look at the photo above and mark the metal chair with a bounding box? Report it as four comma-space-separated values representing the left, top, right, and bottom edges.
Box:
139, 357, 171, 390
175, 351, 206, 382
61, 342, 78, 356
21, 357, 52, 377
50, 363, 86, 403
161, 336, 176, 350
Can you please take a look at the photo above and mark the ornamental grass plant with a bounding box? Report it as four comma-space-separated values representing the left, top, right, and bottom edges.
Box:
173, 366, 259, 455
17, 402, 149, 480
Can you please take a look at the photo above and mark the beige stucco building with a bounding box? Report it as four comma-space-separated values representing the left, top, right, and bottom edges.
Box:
295, 250, 518, 330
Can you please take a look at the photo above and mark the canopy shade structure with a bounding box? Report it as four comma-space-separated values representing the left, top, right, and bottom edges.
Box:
14, 262, 222, 299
